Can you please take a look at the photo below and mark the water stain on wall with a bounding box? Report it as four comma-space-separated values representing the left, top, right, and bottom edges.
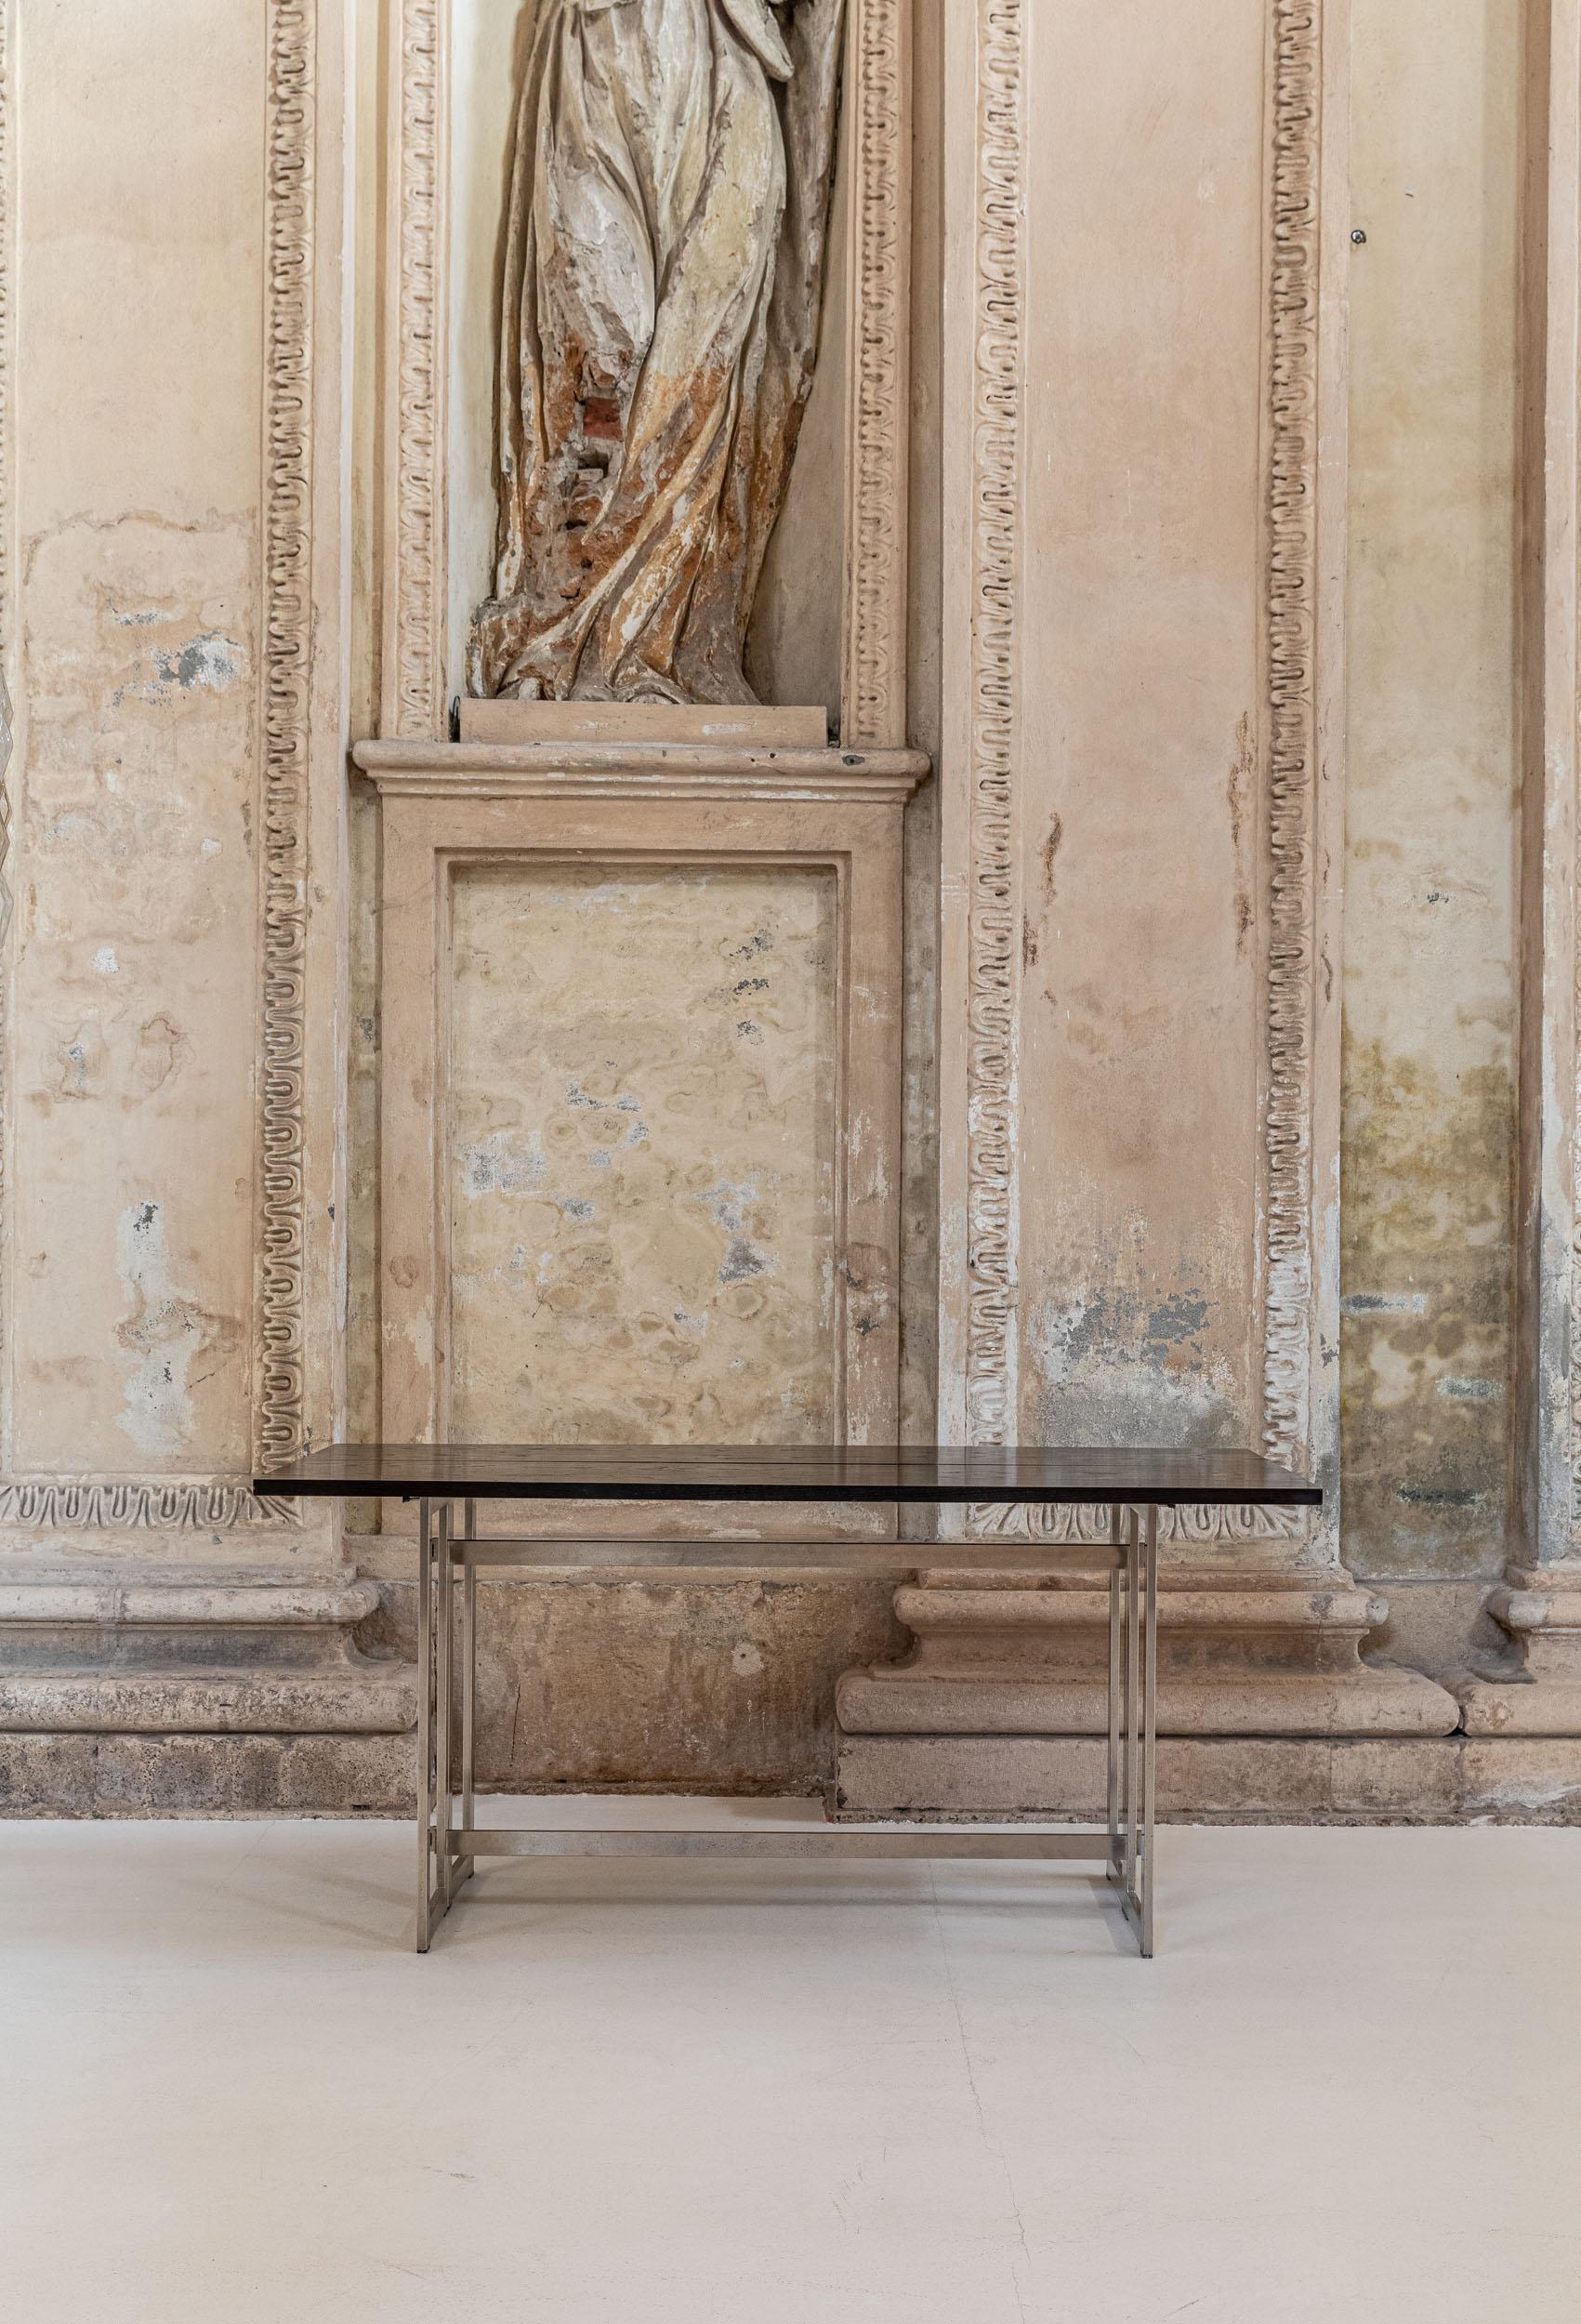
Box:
1027, 1273, 1243, 1449
1340, 1041, 1510, 1579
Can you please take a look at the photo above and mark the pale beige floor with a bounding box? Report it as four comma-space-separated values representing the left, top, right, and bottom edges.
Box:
2, 1803, 1577, 2324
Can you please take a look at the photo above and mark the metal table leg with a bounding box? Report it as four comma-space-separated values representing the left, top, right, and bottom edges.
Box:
434, 1499, 455, 1925
1105, 1502, 1159, 1957
1107, 1502, 1122, 1875
1140, 1502, 1158, 1956
455, 1496, 477, 1891
415, 1496, 435, 1953
1126, 1506, 1140, 1891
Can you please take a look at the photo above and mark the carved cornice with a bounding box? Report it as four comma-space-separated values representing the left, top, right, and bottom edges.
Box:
352, 738, 929, 803
257, 0, 314, 1475
841, 0, 911, 748
385, 0, 448, 740
0, 1481, 297, 1531
962, 0, 1025, 1451
1261, 2, 1322, 1472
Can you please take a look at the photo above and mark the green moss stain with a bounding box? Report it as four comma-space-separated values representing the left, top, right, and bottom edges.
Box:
1340, 1041, 1509, 1580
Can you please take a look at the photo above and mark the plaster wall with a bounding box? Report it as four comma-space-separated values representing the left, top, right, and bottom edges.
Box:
8, 0, 265, 1487
1013, 0, 1267, 1462
2, 0, 1575, 1816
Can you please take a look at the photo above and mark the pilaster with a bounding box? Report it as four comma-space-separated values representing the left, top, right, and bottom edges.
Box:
1456, 0, 1581, 1737
836, 0, 1466, 1811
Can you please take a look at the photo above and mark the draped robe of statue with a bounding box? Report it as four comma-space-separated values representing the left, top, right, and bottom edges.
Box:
468, 0, 846, 706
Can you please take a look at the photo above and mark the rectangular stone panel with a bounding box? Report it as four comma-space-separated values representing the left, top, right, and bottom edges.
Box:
446, 860, 838, 1446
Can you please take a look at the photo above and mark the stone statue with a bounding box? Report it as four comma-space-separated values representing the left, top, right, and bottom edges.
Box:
468, 0, 847, 707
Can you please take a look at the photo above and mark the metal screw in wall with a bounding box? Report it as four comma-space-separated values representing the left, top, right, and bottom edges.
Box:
1350, 229, 1367, 244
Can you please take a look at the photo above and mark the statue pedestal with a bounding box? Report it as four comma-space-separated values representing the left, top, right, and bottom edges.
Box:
352, 734, 929, 1539
457, 701, 830, 747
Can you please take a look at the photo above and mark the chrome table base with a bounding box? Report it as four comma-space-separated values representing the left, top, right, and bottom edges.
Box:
413, 1501, 1160, 1957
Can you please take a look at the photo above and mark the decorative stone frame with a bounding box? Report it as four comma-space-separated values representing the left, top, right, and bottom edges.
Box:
379, 0, 914, 747
936, 0, 1346, 1547
355, 739, 928, 1532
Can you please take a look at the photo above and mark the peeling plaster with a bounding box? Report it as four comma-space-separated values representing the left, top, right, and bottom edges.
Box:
110, 628, 245, 708
458, 1129, 547, 1198
132, 1013, 189, 1095
719, 1235, 771, 1286
112, 1201, 236, 1459
1026, 1278, 1242, 1448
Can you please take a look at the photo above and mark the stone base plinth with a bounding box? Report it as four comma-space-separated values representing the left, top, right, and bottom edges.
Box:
0, 1568, 416, 1815
1454, 1680, 1581, 1736
834, 1735, 1581, 1824
1454, 1564, 1581, 1736
0, 1670, 415, 1733
836, 1571, 1459, 1741
0, 1732, 413, 1817
833, 1565, 1479, 1820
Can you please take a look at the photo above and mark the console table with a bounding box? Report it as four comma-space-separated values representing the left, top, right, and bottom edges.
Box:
258, 1446, 1321, 1956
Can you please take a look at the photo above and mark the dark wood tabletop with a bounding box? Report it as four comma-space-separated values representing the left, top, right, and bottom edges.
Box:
256, 1444, 1322, 1506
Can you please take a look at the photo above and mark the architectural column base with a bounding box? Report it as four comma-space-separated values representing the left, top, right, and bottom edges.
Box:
0, 1570, 417, 1816
0, 1732, 415, 1817
833, 1735, 1581, 1823
1454, 1562, 1581, 1736
836, 1568, 1457, 1747
835, 1565, 1465, 1818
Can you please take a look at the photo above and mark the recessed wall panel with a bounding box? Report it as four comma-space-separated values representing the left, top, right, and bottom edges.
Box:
446, 861, 838, 1446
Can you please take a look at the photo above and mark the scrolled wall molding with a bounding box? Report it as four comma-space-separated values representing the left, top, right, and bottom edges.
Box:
0, 1482, 299, 1532
0, 7, 310, 1523
1260, 0, 1322, 1474
0, 676, 11, 1455
255, 0, 316, 1476
0, 0, 9, 659
963, 1500, 1308, 1547
961, 0, 1026, 1454
841, 0, 912, 748
384, 0, 448, 740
